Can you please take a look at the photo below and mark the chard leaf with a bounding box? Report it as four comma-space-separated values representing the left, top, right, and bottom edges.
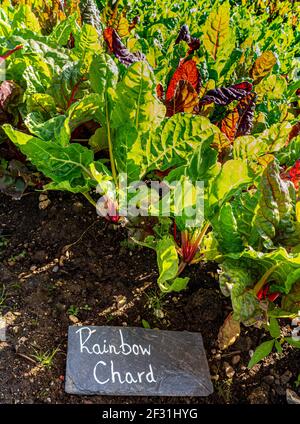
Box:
12, 4, 41, 34
2, 124, 110, 193
48, 13, 78, 47
24, 113, 65, 141
111, 61, 165, 180
104, 28, 145, 67
47, 62, 90, 111
217, 313, 240, 350
26, 93, 56, 116
269, 318, 280, 339
208, 159, 253, 212
281, 282, 300, 314
250, 160, 300, 248
156, 235, 189, 293
202, 0, 234, 64
248, 340, 275, 368
250, 51, 277, 85
145, 114, 217, 176
59, 93, 102, 146
212, 203, 244, 254
79, 0, 102, 35
89, 53, 118, 122
200, 81, 252, 106
73, 23, 102, 69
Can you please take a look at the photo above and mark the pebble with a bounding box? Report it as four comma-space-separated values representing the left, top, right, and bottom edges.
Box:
69, 315, 79, 324
286, 389, 300, 404
232, 355, 241, 365
215, 353, 221, 360
154, 309, 165, 319
224, 362, 235, 379
280, 370, 293, 385
12, 326, 20, 334
263, 375, 275, 385
52, 266, 59, 273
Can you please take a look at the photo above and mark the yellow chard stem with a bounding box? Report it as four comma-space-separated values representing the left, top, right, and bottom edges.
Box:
253, 263, 280, 295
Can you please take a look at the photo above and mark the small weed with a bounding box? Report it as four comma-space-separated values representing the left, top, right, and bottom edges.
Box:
145, 289, 166, 319
0, 236, 8, 251
81, 304, 92, 311
0, 285, 7, 309
67, 305, 79, 316
295, 374, 300, 389
31, 346, 60, 368
8, 250, 26, 264
215, 379, 233, 403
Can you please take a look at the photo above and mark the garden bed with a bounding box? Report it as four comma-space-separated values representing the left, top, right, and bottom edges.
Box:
0, 192, 299, 404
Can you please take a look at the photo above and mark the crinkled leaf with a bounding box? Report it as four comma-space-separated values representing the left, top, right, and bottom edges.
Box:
166, 59, 201, 102
250, 160, 300, 249
250, 51, 277, 85
199, 81, 252, 106
104, 27, 145, 67
165, 80, 199, 117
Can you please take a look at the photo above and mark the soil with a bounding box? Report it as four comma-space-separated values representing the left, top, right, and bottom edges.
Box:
0, 191, 299, 404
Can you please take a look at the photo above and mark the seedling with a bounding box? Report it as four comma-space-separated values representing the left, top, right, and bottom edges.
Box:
31, 346, 60, 368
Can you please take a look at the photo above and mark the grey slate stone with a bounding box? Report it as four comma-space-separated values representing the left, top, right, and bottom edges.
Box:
65, 326, 213, 396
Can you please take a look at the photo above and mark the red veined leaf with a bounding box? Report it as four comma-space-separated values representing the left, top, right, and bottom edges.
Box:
235, 92, 256, 137
287, 122, 300, 144
199, 81, 253, 106
165, 80, 199, 117
166, 59, 200, 102
0, 45, 23, 61
175, 24, 200, 55
0, 80, 22, 111
103, 27, 145, 67
220, 109, 239, 141
219, 92, 256, 140
156, 83, 164, 102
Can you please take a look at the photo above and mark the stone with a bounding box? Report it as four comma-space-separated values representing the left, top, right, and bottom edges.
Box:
286, 389, 300, 404
263, 375, 275, 385
65, 326, 213, 396
69, 315, 79, 324
232, 355, 241, 365
224, 362, 235, 379
280, 370, 293, 385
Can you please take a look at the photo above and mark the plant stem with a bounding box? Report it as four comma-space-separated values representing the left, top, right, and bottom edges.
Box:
105, 96, 117, 184
82, 192, 97, 208
177, 260, 187, 276
253, 263, 279, 295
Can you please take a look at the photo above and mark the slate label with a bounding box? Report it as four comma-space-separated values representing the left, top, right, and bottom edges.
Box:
65, 326, 213, 396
